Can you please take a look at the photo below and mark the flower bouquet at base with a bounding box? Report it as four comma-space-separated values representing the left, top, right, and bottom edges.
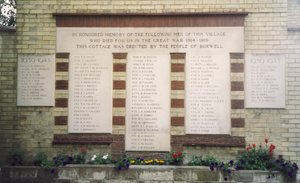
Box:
166, 150, 185, 165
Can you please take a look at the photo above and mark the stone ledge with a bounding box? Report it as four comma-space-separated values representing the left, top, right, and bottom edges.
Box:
0, 166, 56, 183
0, 165, 290, 183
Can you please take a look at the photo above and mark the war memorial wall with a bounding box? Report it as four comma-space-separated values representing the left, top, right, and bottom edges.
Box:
15, 14, 284, 155
1, 0, 299, 165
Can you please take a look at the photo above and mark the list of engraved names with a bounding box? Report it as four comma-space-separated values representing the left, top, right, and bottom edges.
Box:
17, 55, 55, 106
69, 55, 112, 133
185, 54, 231, 134
245, 54, 285, 108
126, 54, 170, 151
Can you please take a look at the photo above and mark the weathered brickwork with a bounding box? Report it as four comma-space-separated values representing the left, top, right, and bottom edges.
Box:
288, 0, 300, 29
0, 30, 18, 165
285, 0, 300, 163
0, 0, 299, 165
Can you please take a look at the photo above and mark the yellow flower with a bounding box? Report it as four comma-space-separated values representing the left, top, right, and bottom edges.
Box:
159, 160, 165, 164
130, 160, 135, 164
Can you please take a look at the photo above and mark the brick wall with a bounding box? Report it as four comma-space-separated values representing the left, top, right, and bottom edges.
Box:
286, 0, 300, 163
0, 0, 299, 165
0, 30, 18, 165
244, 11, 288, 157
288, 0, 300, 29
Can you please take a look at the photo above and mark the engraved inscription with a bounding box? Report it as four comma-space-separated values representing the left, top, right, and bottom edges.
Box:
57, 27, 244, 54
245, 54, 285, 108
185, 54, 231, 134
17, 55, 55, 106
69, 55, 112, 133
126, 54, 170, 151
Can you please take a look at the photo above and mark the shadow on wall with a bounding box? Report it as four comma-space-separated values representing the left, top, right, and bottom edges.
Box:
0, 24, 16, 32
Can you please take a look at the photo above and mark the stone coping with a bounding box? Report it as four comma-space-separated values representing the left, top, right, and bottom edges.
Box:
1, 165, 298, 183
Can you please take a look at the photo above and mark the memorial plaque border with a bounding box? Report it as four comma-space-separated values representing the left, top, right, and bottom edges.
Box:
54, 13, 247, 27
53, 13, 247, 157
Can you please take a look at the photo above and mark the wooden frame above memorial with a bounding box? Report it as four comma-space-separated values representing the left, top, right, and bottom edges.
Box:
53, 12, 247, 27
53, 13, 247, 156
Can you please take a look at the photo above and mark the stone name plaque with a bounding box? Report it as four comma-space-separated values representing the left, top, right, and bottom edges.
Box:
17, 55, 55, 106
126, 54, 170, 151
245, 54, 285, 108
185, 54, 231, 134
69, 54, 112, 133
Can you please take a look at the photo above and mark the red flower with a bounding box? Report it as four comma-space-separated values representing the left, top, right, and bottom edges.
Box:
172, 153, 178, 159
265, 138, 269, 144
177, 152, 182, 157
79, 147, 87, 154
246, 145, 252, 151
269, 144, 276, 155
269, 144, 275, 150
252, 144, 256, 148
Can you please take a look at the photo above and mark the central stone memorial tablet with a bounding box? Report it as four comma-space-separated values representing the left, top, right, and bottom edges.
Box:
126, 54, 170, 151
56, 26, 244, 151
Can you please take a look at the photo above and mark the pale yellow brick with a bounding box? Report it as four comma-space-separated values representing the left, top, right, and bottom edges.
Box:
113, 72, 126, 80
171, 108, 185, 117
113, 108, 126, 116
113, 90, 126, 98
171, 126, 185, 135
171, 90, 184, 99
55, 91, 68, 98
112, 125, 125, 134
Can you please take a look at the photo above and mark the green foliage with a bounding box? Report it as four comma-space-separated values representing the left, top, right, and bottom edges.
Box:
40, 154, 73, 174
5, 139, 299, 180
34, 152, 48, 166
71, 147, 87, 164
166, 151, 185, 165
235, 143, 275, 171
114, 155, 130, 170
272, 155, 299, 180
187, 139, 299, 181
88, 153, 112, 165
0, 0, 16, 26
72, 154, 86, 164
188, 155, 234, 181
34, 147, 88, 174
7, 148, 24, 166
50, 154, 72, 167
188, 155, 219, 166
211, 161, 235, 181
234, 140, 298, 181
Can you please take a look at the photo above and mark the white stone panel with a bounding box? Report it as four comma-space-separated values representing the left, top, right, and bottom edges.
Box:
126, 54, 170, 151
17, 54, 55, 106
185, 54, 231, 134
245, 54, 285, 108
57, 27, 244, 54
68, 54, 113, 133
